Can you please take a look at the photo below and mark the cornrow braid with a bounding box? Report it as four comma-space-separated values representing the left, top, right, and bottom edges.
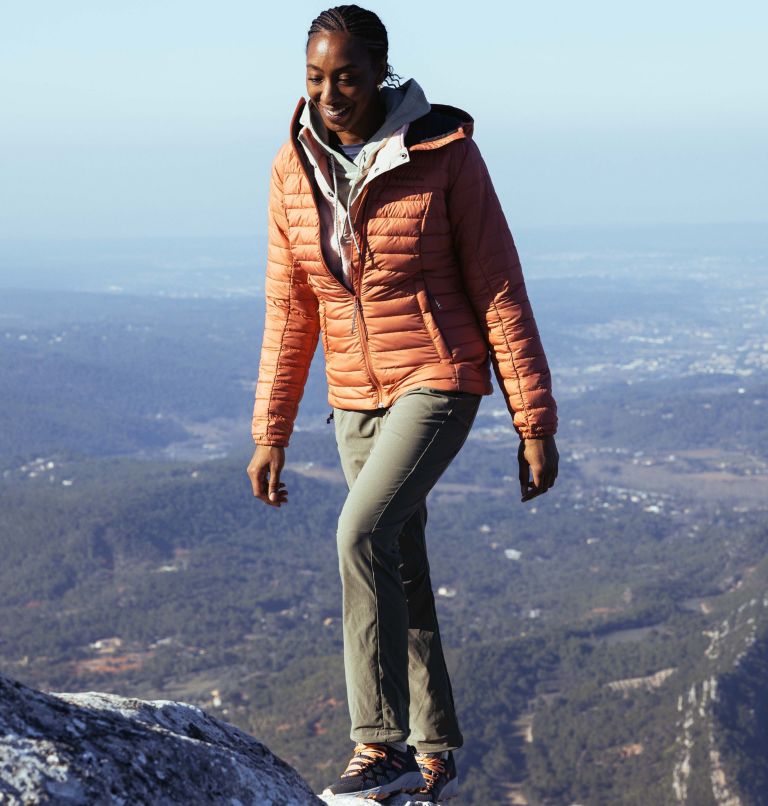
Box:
307, 5, 402, 87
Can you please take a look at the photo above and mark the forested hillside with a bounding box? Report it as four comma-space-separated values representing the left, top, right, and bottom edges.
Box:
1, 438, 766, 803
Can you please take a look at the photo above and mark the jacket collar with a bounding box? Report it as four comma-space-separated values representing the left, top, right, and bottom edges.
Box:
289, 98, 474, 153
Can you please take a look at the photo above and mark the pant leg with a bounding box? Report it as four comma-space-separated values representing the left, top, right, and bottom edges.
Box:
334, 405, 386, 489
398, 504, 464, 752
333, 387, 481, 747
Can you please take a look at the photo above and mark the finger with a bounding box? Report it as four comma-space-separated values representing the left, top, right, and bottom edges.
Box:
521, 474, 537, 500
268, 464, 284, 503
518, 445, 530, 497
530, 465, 544, 490
519, 467, 529, 498
549, 463, 559, 486
522, 484, 543, 502
246, 463, 261, 497
259, 489, 287, 507
255, 466, 277, 505
253, 466, 267, 499
525, 470, 558, 500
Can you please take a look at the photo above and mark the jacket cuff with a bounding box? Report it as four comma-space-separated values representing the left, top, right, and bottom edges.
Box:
252, 409, 293, 448
517, 423, 558, 440
253, 438, 289, 448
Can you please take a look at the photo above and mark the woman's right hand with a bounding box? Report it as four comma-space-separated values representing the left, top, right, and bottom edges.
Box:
247, 445, 288, 507
518, 435, 559, 502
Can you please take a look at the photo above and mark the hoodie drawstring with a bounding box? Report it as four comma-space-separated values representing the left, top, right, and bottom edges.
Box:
329, 152, 364, 270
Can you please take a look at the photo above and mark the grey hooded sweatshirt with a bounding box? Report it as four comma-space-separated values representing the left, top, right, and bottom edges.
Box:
297, 79, 431, 290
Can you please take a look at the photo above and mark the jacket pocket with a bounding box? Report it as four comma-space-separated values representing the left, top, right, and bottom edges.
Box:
413, 275, 453, 363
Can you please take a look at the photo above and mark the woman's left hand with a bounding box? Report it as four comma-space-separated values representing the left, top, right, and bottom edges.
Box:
518, 435, 559, 502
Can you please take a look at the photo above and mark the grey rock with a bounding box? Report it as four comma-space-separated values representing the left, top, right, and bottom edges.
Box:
320, 796, 434, 805
0, 672, 322, 805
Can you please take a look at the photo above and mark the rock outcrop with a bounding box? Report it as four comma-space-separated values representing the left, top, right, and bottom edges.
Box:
0, 672, 321, 805
320, 796, 433, 805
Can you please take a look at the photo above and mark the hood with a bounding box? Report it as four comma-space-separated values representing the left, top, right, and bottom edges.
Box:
405, 103, 474, 149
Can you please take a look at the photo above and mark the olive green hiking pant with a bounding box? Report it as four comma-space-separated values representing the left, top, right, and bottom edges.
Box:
333, 386, 482, 753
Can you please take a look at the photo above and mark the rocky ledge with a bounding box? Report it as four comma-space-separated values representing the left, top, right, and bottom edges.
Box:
0, 672, 321, 805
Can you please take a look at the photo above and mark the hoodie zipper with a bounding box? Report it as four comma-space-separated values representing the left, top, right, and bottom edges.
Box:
349, 186, 370, 337
291, 139, 356, 299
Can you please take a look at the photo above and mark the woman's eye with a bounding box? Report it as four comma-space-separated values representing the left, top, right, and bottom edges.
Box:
307, 76, 323, 84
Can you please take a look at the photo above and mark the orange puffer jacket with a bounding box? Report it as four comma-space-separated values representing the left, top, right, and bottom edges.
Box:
252, 99, 557, 446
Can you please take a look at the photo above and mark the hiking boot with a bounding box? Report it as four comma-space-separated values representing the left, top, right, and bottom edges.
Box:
409, 750, 458, 802
322, 742, 423, 800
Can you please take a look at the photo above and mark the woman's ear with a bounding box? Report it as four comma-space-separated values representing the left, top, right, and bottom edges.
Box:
376, 60, 388, 87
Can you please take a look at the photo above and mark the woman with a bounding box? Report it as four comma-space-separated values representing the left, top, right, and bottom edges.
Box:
247, 5, 559, 801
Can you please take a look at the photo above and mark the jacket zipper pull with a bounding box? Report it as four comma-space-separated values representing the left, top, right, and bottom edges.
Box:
427, 291, 443, 311
351, 301, 357, 334
326, 410, 334, 424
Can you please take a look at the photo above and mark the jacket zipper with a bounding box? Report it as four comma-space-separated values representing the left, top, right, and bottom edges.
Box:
349, 190, 385, 407
352, 297, 384, 404
291, 140, 384, 406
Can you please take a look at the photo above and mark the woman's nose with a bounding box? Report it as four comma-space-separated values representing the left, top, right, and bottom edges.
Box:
320, 82, 341, 105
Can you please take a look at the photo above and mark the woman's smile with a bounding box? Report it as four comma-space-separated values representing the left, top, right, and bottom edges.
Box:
321, 103, 353, 123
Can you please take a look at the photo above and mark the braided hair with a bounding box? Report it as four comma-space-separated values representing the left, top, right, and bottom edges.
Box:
307, 5, 402, 87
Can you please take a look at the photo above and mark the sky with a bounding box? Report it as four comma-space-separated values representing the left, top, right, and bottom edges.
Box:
1, 0, 766, 239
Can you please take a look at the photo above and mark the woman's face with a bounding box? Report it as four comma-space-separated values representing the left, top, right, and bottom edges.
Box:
306, 31, 386, 145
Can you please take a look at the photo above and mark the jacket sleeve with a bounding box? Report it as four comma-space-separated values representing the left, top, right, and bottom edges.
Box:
251, 151, 320, 447
446, 137, 557, 439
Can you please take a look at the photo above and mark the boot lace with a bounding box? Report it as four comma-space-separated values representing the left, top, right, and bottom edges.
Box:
341, 743, 389, 778
417, 754, 446, 791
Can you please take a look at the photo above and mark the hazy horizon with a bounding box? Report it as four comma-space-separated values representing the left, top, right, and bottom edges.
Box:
1, 221, 765, 297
